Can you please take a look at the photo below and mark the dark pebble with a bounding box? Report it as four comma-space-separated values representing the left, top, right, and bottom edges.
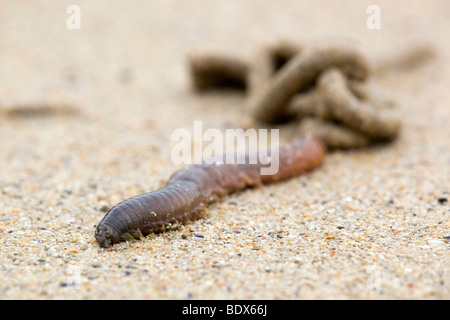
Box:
437, 197, 447, 204
60, 282, 77, 287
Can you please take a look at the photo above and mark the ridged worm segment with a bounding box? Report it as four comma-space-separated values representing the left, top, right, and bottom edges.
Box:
95, 136, 325, 247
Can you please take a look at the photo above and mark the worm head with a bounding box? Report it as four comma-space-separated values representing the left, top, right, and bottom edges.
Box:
96, 224, 118, 248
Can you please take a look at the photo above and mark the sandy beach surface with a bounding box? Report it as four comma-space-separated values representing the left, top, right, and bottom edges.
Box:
0, 0, 448, 299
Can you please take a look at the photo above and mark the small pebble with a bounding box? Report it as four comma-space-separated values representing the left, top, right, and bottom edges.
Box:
437, 197, 447, 204
427, 239, 446, 246
59, 282, 77, 287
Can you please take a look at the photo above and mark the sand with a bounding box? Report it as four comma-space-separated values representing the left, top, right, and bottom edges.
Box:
0, 0, 448, 300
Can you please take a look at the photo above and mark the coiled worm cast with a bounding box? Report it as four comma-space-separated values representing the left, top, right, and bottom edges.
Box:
95, 136, 325, 248
318, 68, 401, 140
247, 46, 370, 123
189, 53, 249, 90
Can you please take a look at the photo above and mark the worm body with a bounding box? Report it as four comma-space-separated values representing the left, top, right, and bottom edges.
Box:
95, 136, 325, 247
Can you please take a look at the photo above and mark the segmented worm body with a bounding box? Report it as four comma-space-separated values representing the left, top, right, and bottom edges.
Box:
95, 136, 325, 247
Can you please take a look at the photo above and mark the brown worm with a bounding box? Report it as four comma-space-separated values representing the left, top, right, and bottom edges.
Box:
95, 136, 326, 248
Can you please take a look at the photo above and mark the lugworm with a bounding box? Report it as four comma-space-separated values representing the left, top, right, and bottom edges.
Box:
95, 136, 326, 248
